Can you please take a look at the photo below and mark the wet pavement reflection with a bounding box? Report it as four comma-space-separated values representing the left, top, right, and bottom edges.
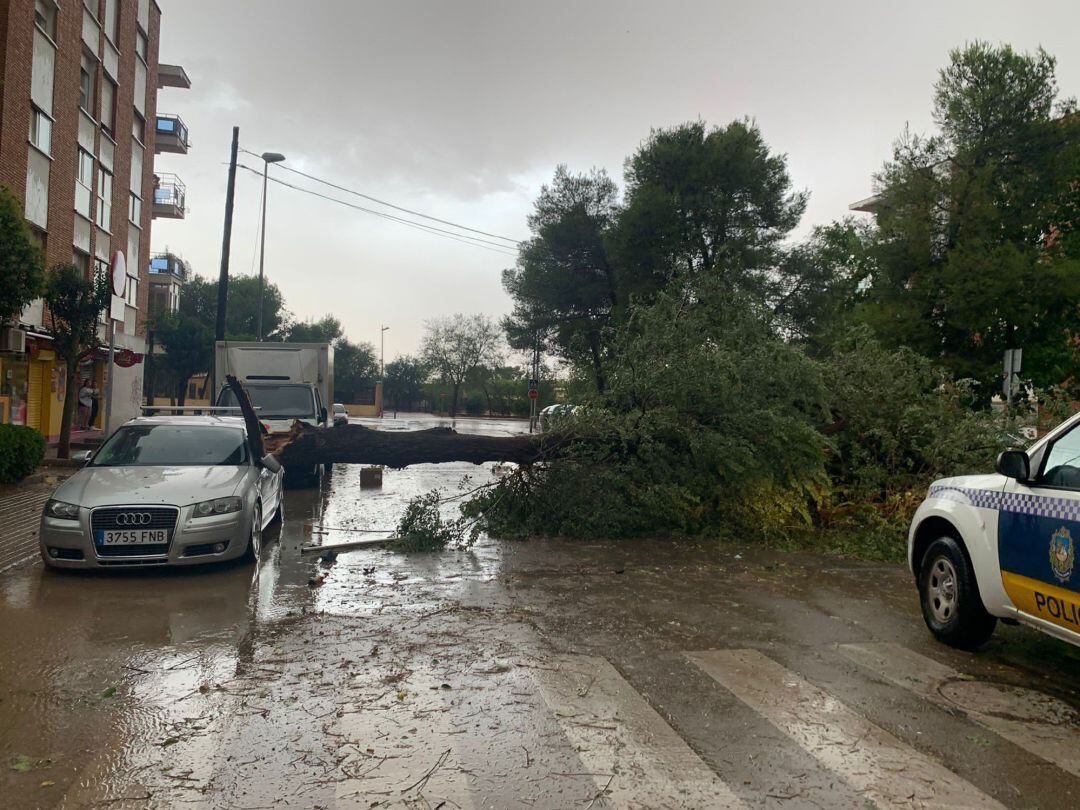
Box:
1, 414, 1079, 808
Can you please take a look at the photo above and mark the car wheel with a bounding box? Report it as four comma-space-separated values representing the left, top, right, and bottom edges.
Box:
244, 502, 262, 563
918, 536, 997, 650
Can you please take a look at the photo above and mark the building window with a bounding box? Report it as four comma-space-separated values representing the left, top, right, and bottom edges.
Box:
96, 169, 113, 231
132, 113, 145, 144
104, 0, 119, 43
34, 0, 57, 39
79, 53, 96, 115
135, 29, 148, 62
75, 149, 94, 220
94, 257, 110, 286
73, 250, 91, 277
101, 78, 116, 135
129, 192, 141, 224
125, 274, 139, 308
29, 107, 52, 155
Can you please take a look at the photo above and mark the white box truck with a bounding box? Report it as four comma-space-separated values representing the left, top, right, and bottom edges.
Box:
215, 341, 334, 432
215, 341, 334, 484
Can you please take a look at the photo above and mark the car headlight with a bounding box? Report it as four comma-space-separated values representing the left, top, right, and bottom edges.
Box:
44, 500, 80, 520
191, 496, 243, 518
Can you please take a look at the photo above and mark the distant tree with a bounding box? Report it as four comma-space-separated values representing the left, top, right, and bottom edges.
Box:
155, 276, 216, 406
502, 166, 621, 393
616, 119, 807, 301
284, 315, 344, 344
863, 42, 1080, 398
44, 265, 110, 457
224, 274, 288, 340
335, 339, 379, 403
384, 356, 429, 413
0, 185, 45, 324
421, 314, 502, 417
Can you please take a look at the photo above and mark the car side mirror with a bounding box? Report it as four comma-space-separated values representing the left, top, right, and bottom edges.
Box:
72, 450, 93, 464
320, 407, 328, 423
995, 449, 1030, 481
260, 454, 282, 474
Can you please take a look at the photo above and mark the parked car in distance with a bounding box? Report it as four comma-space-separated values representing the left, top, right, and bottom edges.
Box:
539, 404, 578, 432
39, 415, 283, 570
908, 411, 1080, 650
333, 403, 349, 426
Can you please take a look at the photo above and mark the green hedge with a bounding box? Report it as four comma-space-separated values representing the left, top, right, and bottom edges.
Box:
0, 424, 46, 484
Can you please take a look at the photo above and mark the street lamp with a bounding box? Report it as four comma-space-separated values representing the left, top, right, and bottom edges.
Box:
255, 151, 285, 341
380, 325, 390, 379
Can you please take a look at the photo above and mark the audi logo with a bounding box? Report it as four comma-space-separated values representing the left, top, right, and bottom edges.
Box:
115, 512, 153, 526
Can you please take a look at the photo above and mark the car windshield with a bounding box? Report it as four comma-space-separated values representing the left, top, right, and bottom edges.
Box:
91, 425, 248, 467
334, 404, 346, 413
218, 385, 316, 418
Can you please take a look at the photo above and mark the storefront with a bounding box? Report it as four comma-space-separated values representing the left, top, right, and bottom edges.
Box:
0, 353, 29, 426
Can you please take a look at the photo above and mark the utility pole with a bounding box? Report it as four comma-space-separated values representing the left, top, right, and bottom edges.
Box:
529, 333, 540, 433
213, 126, 239, 395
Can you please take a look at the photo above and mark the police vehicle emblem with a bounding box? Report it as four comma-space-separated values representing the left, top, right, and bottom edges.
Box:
1049, 527, 1075, 584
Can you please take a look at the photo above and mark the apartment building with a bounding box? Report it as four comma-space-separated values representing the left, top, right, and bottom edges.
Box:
0, 0, 188, 438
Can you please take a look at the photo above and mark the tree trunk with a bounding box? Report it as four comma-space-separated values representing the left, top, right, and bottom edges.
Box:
267, 421, 564, 468
450, 382, 461, 418
176, 375, 189, 407
57, 361, 79, 459
588, 333, 606, 394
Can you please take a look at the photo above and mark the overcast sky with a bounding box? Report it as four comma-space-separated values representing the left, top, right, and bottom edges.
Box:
152, 0, 1080, 360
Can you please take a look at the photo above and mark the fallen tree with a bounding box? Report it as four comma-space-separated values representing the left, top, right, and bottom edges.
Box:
223, 374, 557, 468
268, 420, 557, 468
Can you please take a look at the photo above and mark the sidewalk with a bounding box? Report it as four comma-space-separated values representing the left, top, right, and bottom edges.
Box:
0, 468, 75, 572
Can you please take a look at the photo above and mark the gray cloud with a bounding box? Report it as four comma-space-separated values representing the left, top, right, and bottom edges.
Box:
152, 0, 1080, 356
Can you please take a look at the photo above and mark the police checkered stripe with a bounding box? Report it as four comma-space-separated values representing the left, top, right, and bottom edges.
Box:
929, 486, 1080, 521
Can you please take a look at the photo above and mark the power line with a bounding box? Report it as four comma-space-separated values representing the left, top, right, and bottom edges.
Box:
238, 147, 522, 245
235, 163, 520, 257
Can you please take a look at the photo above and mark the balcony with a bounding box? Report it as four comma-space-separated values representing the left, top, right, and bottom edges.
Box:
152, 173, 186, 219
155, 114, 189, 155
149, 252, 188, 283
157, 63, 191, 90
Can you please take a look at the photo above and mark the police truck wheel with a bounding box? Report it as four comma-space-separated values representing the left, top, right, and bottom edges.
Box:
918, 536, 996, 650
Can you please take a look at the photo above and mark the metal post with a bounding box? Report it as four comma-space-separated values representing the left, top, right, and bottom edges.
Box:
256, 160, 269, 342
103, 320, 116, 435
213, 126, 239, 393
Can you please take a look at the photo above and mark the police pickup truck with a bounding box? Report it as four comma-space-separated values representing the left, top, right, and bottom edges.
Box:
909, 412, 1079, 650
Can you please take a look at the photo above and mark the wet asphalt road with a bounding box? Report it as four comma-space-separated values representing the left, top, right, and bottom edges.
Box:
0, 414, 1078, 809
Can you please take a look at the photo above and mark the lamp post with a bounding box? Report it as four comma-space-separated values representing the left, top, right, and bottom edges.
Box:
380, 325, 389, 419
255, 151, 285, 341
380, 326, 388, 380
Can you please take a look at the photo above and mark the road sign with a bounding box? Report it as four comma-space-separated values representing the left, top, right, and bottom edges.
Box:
528, 389, 539, 400
528, 378, 538, 391
111, 251, 127, 296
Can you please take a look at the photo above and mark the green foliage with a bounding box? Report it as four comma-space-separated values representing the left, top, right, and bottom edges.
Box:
0, 185, 45, 324
284, 315, 343, 344
617, 119, 807, 299
502, 166, 621, 392
391, 490, 476, 552
44, 264, 110, 367
421, 314, 502, 416
335, 339, 378, 403
862, 42, 1080, 399
0, 424, 46, 484
469, 281, 831, 540
772, 219, 876, 355
384, 356, 430, 412
822, 330, 1004, 498
224, 274, 288, 341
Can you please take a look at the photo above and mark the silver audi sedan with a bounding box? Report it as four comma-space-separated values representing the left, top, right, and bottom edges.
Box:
39, 415, 283, 569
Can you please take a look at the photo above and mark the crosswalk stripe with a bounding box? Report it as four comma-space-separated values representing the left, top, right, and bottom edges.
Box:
839, 642, 1080, 779
532, 655, 745, 808
687, 649, 1005, 809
